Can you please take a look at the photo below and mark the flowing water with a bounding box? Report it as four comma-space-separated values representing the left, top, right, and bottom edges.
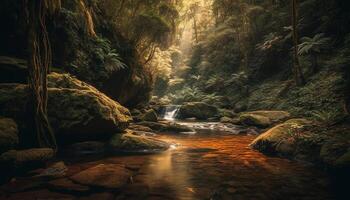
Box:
1, 122, 339, 200
162, 105, 181, 121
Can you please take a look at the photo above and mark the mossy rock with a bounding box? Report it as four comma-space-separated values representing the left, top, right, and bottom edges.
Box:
178, 102, 219, 120
0, 117, 18, 154
239, 110, 291, 127
136, 121, 194, 133
0, 148, 54, 164
239, 114, 271, 128
219, 109, 237, 118
140, 109, 158, 122
246, 111, 291, 122
220, 117, 235, 124
250, 119, 312, 156
108, 130, 169, 153
0, 73, 132, 143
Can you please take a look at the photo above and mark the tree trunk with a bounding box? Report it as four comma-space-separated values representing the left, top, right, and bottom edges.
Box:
26, 0, 57, 150
291, 0, 305, 85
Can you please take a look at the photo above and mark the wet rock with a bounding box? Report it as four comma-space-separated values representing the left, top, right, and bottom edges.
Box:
129, 124, 154, 132
70, 164, 131, 189
108, 130, 169, 153
48, 178, 90, 193
68, 141, 106, 156
250, 119, 312, 156
141, 109, 158, 122
177, 102, 219, 120
35, 161, 68, 178
0, 73, 132, 143
0, 148, 54, 164
136, 121, 194, 133
0, 117, 18, 153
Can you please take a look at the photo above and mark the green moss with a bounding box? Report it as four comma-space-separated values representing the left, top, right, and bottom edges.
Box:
109, 130, 169, 152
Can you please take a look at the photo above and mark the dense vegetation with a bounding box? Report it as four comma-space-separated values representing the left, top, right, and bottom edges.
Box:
0, 0, 349, 198
155, 0, 350, 123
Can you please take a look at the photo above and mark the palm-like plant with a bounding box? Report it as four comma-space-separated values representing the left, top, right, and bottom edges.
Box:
298, 33, 331, 73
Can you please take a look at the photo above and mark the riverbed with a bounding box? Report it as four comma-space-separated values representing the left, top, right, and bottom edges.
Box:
0, 122, 337, 200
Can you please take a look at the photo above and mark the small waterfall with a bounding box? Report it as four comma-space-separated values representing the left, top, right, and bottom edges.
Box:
163, 105, 180, 121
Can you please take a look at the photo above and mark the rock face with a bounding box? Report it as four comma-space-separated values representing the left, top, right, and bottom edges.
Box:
0, 117, 18, 153
140, 109, 158, 122
70, 164, 131, 189
178, 102, 219, 120
108, 130, 169, 153
239, 110, 291, 127
250, 119, 312, 156
0, 73, 132, 142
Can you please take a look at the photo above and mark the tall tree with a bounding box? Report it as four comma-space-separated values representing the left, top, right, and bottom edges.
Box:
291, 0, 305, 85
26, 0, 60, 149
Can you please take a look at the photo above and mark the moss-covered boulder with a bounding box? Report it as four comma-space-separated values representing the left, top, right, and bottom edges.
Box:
0, 148, 54, 164
239, 110, 291, 127
250, 119, 312, 156
140, 109, 158, 122
108, 130, 169, 153
239, 114, 271, 127
0, 117, 18, 153
0, 73, 132, 142
136, 121, 194, 133
219, 109, 237, 118
178, 102, 219, 120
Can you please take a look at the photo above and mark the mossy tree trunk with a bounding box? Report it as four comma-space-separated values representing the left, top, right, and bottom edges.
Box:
26, 0, 60, 150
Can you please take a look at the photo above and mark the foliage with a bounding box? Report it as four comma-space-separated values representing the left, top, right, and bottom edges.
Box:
298, 33, 331, 56
166, 86, 222, 105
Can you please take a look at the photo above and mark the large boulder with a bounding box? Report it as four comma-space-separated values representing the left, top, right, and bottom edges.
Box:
0, 117, 18, 153
108, 130, 169, 153
70, 164, 131, 189
239, 110, 291, 127
0, 73, 132, 142
250, 119, 312, 156
177, 102, 219, 120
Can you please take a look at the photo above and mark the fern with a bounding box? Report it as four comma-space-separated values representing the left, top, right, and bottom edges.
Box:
298, 33, 331, 56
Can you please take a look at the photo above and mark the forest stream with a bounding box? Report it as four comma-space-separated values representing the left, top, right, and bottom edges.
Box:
0, 119, 339, 200
1, 1, 350, 200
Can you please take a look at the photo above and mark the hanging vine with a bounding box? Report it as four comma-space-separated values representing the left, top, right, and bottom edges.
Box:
25, 0, 61, 150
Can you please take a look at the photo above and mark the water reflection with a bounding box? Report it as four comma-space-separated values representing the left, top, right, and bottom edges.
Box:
129, 134, 334, 200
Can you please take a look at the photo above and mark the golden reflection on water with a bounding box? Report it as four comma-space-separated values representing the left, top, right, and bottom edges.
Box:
134, 134, 333, 200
